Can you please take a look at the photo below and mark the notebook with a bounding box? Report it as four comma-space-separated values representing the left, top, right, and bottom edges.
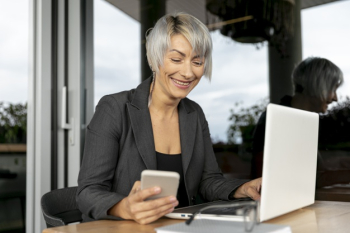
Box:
155, 219, 291, 233
166, 104, 319, 222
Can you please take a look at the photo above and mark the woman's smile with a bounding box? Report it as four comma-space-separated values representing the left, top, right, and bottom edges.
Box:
170, 77, 193, 89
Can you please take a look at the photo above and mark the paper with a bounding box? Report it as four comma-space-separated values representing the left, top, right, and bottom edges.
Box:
155, 219, 291, 233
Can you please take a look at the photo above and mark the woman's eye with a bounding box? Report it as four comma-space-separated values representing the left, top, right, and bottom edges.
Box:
171, 58, 181, 63
193, 61, 203, 66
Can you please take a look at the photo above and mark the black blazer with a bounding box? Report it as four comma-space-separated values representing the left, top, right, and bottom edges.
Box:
77, 77, 247, 221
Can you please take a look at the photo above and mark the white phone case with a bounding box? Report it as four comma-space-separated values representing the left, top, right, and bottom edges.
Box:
141, 170, 180, 200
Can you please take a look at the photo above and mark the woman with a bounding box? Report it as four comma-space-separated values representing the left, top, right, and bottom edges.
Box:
77, 12, 261, 225
251, 57, 344, 179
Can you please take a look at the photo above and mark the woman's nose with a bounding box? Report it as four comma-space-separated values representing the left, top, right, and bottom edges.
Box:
180, 62, 194, 79
331, 91, 338, 102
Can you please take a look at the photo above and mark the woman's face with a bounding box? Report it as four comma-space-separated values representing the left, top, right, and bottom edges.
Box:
312, 89, 338, 113
155, 34, 205, 102
323, 89, 338, 112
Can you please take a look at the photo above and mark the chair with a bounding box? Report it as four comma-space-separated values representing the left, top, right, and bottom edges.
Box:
41, 186, 82, 228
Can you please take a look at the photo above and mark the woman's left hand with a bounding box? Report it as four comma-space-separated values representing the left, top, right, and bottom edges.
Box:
233, 178, 262, 201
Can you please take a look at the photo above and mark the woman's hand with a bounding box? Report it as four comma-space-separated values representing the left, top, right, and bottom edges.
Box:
233, 178, 262, 201
108, 181, 179, 224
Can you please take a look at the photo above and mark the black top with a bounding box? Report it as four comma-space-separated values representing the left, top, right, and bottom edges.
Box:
156, 151, 189, 208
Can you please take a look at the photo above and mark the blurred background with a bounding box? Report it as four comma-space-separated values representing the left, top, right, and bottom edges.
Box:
0, 0, 349, 232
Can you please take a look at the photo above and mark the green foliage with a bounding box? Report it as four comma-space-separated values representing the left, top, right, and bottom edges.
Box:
0, 102, 27, 143
227, 98, 269, 144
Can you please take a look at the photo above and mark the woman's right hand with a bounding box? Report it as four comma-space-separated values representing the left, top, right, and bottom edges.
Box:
108, 181, 179, 224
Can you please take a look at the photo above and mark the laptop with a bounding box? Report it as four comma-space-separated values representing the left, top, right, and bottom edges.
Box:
166, 104, 319, 222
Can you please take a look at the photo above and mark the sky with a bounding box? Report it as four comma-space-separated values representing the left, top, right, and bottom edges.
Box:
0, 1, 29, 105
0, 0, 349, 142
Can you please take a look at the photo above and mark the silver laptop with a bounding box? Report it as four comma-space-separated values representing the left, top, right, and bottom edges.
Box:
166, 104, 319, 222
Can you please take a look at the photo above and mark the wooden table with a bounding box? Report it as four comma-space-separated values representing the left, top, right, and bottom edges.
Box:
43, 201, 350, 233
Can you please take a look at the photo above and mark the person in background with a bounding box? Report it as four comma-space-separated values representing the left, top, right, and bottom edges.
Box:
77, 12, 262, 225
251, 57, 345, 188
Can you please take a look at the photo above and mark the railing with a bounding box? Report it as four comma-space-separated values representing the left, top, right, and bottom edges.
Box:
0, 144, 26, 153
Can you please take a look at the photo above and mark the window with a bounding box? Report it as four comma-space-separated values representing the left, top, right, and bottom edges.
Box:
0, 0, 28, 231
94, 0, 140, 106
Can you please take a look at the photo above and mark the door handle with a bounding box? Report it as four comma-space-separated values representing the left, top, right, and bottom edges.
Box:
62, 86, 75, 145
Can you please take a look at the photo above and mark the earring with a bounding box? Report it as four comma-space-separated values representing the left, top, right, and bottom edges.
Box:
148, 71, 156, 107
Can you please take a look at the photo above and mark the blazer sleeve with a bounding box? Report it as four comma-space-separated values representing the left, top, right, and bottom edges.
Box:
197, 107, 249, 201
76, 95, 125, 220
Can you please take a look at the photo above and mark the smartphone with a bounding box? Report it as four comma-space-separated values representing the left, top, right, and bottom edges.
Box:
141, 170, 180, 200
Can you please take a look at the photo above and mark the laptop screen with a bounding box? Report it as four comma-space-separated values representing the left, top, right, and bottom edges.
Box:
260, 104, 319, 221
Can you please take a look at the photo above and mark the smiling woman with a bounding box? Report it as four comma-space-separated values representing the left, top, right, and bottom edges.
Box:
77, 12, 262, 225
150, 34, 204, 105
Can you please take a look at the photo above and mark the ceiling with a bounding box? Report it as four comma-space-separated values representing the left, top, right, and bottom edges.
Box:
105, 0, 341, 25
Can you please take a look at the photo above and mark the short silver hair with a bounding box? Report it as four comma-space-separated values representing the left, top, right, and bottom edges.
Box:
292, 57, 344, 101
146, 12, 213, 80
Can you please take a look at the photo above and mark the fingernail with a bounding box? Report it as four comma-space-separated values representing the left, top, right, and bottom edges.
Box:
154, 187, 161, 193
172, 201, 179, 207
169, 196, 176, 202
168, 207, 174, 213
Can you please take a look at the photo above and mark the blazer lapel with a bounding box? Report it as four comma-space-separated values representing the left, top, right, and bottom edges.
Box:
178, 99, 197, 175
127, 78, 198, 172
127, 78, 157, 170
